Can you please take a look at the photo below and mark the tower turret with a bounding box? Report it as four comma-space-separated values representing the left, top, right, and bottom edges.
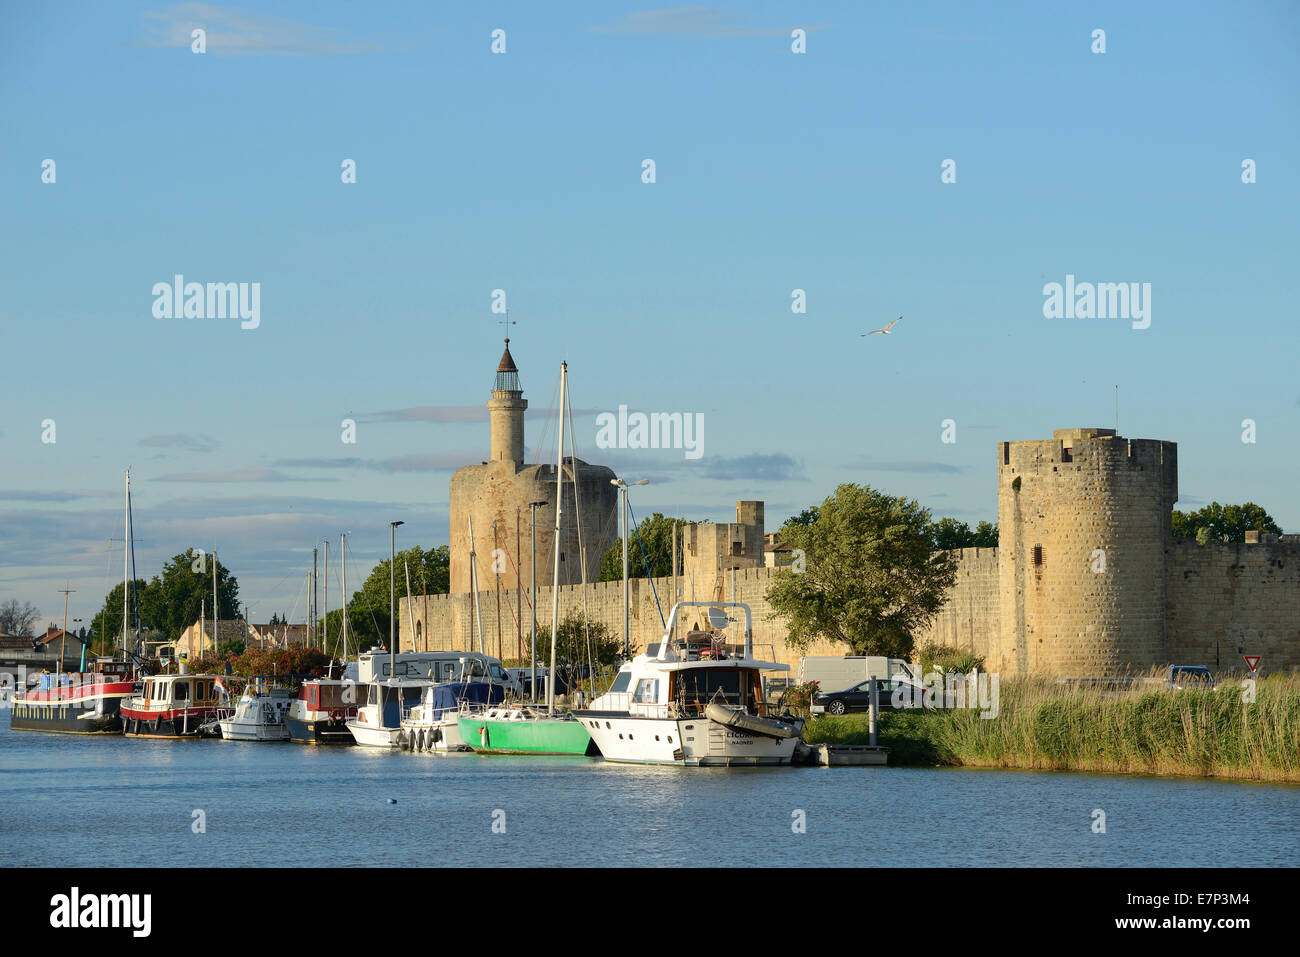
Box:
487, 339, 527, 466
996, 428, 1177, 676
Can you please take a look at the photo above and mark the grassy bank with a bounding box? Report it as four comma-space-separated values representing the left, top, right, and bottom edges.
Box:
801, 674, 1300, 782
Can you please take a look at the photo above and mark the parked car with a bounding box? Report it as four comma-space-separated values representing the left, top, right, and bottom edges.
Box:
811, 677, 928, 715
1166, 665, 1217, 690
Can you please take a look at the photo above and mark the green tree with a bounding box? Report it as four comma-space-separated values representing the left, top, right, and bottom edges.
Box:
88, 579, 150, 653
765, 484, 958, 657
598, 513, 697, 582
785, 506, 820, 529
140, 552, 240, 642
535, 611, 625, 670
1171, 502, 1280, 544
929, 517, 998, 549
342, 545, 451, 652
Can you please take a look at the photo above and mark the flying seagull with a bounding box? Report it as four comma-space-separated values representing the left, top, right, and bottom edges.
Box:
862, 316, 902, 336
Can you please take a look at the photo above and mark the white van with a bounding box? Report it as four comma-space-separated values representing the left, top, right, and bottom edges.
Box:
797, 655, 914, 694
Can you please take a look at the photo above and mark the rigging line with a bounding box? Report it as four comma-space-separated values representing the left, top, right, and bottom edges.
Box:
627, 500, 666, 627
564, 379, 596, 676
530, 373, 563, 468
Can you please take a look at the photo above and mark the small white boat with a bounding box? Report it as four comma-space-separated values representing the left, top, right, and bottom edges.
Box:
574, 602, 804, 766
218, 680, 295, 741
347, 675, 433, 748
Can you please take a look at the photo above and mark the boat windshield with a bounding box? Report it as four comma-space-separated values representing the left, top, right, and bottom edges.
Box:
673, 668, 751, 713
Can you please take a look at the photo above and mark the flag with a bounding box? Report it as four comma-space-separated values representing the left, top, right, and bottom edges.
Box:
215, 677, 229, 699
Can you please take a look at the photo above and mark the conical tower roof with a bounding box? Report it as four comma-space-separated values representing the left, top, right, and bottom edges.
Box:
494, 338, 520, 392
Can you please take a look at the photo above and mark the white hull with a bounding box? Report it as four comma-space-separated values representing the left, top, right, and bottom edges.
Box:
347, 720, 402, 748
579, 714, 799, 766
400, 715, 470, 752
219, 719, 289, 741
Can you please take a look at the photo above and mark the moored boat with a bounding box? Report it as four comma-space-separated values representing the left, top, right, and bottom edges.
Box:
457, 705, 598, 755
399, 681, 506, 752
286, 669, 358, 745
573, 601, 804, 766
346, 675, 432, 748
9, 659, 136, 734
218, 678, 295, 741
121, 672, 228, 738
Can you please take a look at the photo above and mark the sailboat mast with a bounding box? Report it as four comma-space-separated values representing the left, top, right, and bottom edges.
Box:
548, 361, 566, 715
322, 539, 329, 655
212, 548, 218, 659
468, 516, 485, 655
122, 470, 130, 660
340, 534, 348, 662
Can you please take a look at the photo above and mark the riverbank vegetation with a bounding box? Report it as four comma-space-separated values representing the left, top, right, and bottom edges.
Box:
803, 673, 1300, 782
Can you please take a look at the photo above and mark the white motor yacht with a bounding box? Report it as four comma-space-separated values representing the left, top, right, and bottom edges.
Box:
573, 602, 804, 766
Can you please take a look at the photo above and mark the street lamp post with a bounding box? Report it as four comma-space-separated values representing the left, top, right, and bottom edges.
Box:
611, 478, 649, 659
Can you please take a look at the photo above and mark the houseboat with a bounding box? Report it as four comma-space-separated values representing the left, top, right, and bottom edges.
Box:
9, 658, 136, 734
121, 672, 228, 738
573, 602, 804, 766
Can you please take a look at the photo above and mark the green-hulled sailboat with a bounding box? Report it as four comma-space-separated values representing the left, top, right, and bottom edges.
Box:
460, 354, 597, 757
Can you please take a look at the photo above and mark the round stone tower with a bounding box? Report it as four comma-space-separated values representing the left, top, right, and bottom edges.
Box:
996, 428, 1177, 677
448, 341, 619, 596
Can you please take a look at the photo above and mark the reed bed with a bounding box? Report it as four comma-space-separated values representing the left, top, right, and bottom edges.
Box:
803, 672, 1300, 782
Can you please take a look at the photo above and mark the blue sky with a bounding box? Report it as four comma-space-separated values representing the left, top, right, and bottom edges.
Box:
2, 1, 1297, 628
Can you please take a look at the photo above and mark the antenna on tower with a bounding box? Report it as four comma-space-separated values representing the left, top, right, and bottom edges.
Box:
1114, 385, 1119, 433
499, 311, 516, 341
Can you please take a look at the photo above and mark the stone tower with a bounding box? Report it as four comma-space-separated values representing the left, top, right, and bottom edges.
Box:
996, 428, 1177, 676
448, 341, 619, 596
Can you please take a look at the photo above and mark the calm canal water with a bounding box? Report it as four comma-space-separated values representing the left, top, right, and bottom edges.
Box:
2, 722, 1295, 867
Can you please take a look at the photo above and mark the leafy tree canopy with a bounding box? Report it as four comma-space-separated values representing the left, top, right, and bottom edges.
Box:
333, 545, 451, 654
1172, 502, 1280, 544
766, 484, 957, 658
87, 553, 240, 648
598, 513, 697, 582
535, 610, 626, 670
928, 517, 998, 549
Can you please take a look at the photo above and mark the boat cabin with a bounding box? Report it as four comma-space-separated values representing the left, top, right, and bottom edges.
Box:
601, 660, 770, 719
137, 674, 221, 711
300, 681, 358, 711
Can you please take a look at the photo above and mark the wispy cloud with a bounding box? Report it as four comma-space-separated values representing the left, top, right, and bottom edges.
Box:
700, 453, 806, 481
153, 467, 304, 483
364, 406, 488, 424
140, 432, 218, 453
592, 6, 828, 38
273, 453, 474, 473
376, 453, 472, 473
138, 3, 383, 56
852, 460, 966, 474
0, 490, 97, 503
273, 457, 366, 470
